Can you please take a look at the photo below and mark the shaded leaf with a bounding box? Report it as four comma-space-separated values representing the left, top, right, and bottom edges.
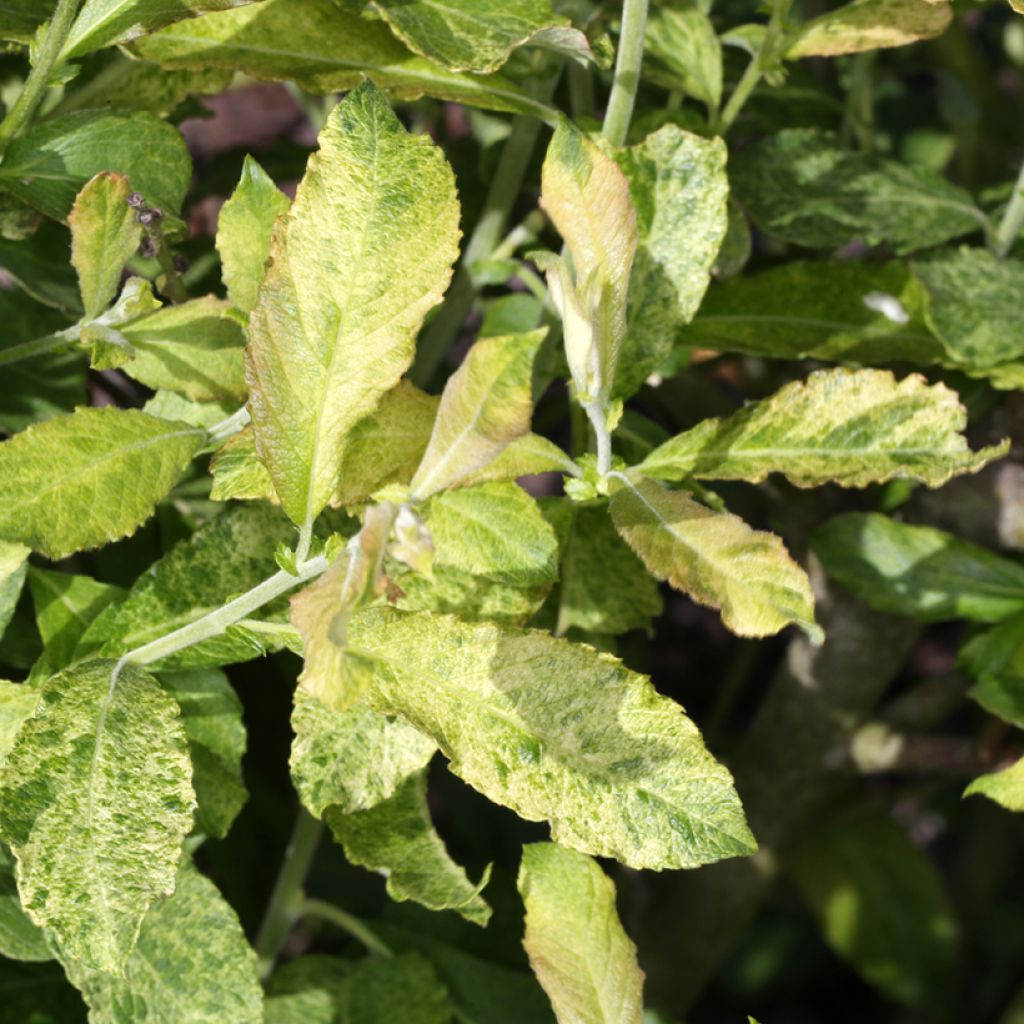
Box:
0, 541, 29, 639
644, 7, 722, 112
965, 757, 1024, 812
787, 0, 952, 58
961, 613, 1024, 728
209, 427, 275, 503
0, 841, 50, 961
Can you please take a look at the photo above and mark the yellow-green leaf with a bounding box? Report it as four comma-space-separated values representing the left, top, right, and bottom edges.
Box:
209, 428, 275, 503
0, 542, 30, 640
787, 0, 951, 58
966, 757, 1024, 812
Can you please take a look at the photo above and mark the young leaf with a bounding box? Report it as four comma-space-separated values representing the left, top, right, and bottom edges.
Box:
422, 482, 560, 587
159, 669, 247, 839
519, 842, 644, 1024
209, 427, 276, 503
325, 770, 492, 925
965, 757, 1024, 812
0, 842, 51, 962
216, 155, 291, 314
961, 613, 1024, 728
541, 118, 638, 400
290, 691, 436, 817
69, 172, 144, 319
614, 125, 728, 397
0, 541, 29, 640
731, 129, 987, 254
786, 0, 952, 59
610, 478, 820, 642
80, 503, 297, 668
410, 330, 545, 499
133, 0, 556, 119
789, 812, 958, 1007
0, 408, 205, 560
637, 368, 1006, 489
813, 513, 1024, 622
459, 432, 578, 487
0, 660, 194, 973
62, 863, 263, 1023
348, 607, 756, 869
644, 7, 723, 113
246, 81, 460, 526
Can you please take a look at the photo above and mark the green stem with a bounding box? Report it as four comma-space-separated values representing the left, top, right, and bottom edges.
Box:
145, 220, 189, 304
300, 899, 394, 959
994, 157, 1024, 259
584, 400, 613, 475
0, 327, 78, 368
0, 0, 81, 156
602, 0, 650, 147
255, 810, 325, 976
206, 405, 251, 447
842, 51, 876, 153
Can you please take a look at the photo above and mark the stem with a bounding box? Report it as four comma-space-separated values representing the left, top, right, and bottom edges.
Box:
255, 809, 324, 976
584, 401, 613, 475
0, 327, 78, 368
206, 405, 251, 447
0, 0, 81, 156
602, 0, 650, 147
842, 51, 876, 153
300, 899, 394, 959
994, 157, 1024, 259
145, 220, 189, 304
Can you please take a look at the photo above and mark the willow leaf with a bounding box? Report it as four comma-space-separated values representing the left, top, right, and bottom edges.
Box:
0, 660, 194, 973
519, 842, 644, 1024
348, 607, 756, 870
787, 0, 952, 58
246, 82, 460, 526
611, 478, 820, 642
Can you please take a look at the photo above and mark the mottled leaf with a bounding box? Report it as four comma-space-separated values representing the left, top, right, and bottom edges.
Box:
519, 842, 644, 1024
813, 512, 1024, 622
965, 757, 1024, 812
0, 680, 39, 766
787, 0, 952, 58
961, 613, 1024, 728
644, 7, 722, 112
0, 408, 205, 560
0, 660, 194, 973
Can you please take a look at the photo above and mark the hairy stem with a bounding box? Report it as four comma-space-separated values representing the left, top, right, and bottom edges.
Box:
0, 326, 79, 368
584, 400, 613, 476
255, 809, 324, 976
300, 899, 394, 959
994, 156, 1024, 259
602, 0, 650, 147
0, 0, 81, 156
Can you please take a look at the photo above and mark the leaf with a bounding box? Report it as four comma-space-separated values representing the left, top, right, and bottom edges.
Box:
246, 82, 460, 526
410, 330, 545, 499
69, 172, 143, 319
372, 0, 581, 73
644, 7, 722, 112
459, 432, 578, 486
0, 407, 205, 560
961, 613, 1024, 728
0, 659, 194, 973
159, 669, 247, 839
0, 680, 40, 766
0, 220, 83, 314
143, 390, 236, 429
613, 125, 729, 397
786, 0, 952, 58
0, 541, 29, 639
0, 110, 192, 226
80, 503, 297, 668
965, 757, 1024, 812
210, 428, 276, 503
423, 482, 560, 587
637, 368, 1006, 489
518, 842, 644, 1024
731, 129, 987, 255
610, 478, 820, 642
552, 504, 663, 636
325, 770, 492, 925
62, 863, 263, 1023
290, 690, 436, 817
118, 296, 248, 402
216, 154, 291, 314
812, 513, 1024, 622
0, 0, 44, 42
132, 0, 556, 119
348, 607, 756, 869
789, 812, 958, 1007
0, 959, 87, 1023
0, 842, 51, 962
912, 247, 1024, 369
541, 118, 638, 400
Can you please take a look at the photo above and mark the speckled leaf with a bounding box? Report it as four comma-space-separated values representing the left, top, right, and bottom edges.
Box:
614, 125, 728, 397
69, 173, 143, 319
638, 368, 1006, 488
519, 842, 644, 1024
325, 770, 492, 925
159, 669, 246, 839
80, 504, 295, 669
961, 614, 1024, 729
0, 680, 39, 766
611, 478, 819, 642
0, 660, 194, 973
813, 512, 1024, 622
348, 607, 756, 869
787, 0, 952, 58
133, 0, 555, 119
246, 82, 460, 526
411, 331, 545, 498
966, 757, 1024, 811
541, 119, 637, 401
644, 7, 722, 112
0, 842, 50, 961
290, 690, 436, 817
0, 408, 204, 560
0, 541, 29, 639
118, 296, 248, 402
912, 247, 1024, 369
373, 0, 582, 73
209, 428, 276, 503
552, 504, 662, 636
731, 129, 987, 254
63, 863, 263, 1023
0, 111, 192, 226
423, 482, 560, 587
216, 155, 290, 314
